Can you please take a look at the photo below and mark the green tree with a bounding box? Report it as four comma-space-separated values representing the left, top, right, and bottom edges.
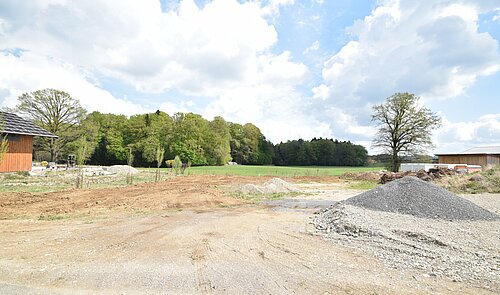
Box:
168, 113, 209, 165
85, 112, 128, 165
205, 116, 231, 165
124, 111, 172, 166
16, 89, 86, 161
372, 92, 441, 172
229, 123, 262, 164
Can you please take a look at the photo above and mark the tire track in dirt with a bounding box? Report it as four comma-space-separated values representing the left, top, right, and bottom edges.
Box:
191, 238, 214, 294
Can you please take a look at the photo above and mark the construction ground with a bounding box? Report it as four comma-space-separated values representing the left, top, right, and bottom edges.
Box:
0, 174, 498, 294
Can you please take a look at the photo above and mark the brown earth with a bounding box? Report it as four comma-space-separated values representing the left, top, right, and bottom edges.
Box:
0, 175, 495, 294
0, 175, 274, 219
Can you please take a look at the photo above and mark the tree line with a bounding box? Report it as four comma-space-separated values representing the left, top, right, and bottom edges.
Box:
17, 89, 371, 167
274, 138, 367, 166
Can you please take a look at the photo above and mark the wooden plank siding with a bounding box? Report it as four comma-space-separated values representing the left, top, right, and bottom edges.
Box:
486, 155, 500, 167
438, 155, 487, 167
0, 135, 33, 172
438, 154, 500, 169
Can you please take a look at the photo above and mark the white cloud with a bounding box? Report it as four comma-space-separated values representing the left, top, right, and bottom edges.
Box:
314, 0, 500, 151
159, 100, 195, 116
312, 84, 329, 100
0, 0, 279, 95
493, 9, 500, 22
261, 0, 295, 17
321, 1, 499, 104
0, 0, 317, 143
303, 40, 320, 55
1, 0, 499, 151
434, 114, 500, 153
0, 52, 145, 115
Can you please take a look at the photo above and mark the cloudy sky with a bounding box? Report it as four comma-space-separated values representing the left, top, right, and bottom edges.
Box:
1, 0, 499, 154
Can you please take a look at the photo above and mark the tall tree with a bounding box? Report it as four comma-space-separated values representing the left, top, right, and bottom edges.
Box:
206, 116, 232, 165
372, 92, 441, 172
168, 113, 209, 165
85, 112, 128, 165
17, 89, 86, 161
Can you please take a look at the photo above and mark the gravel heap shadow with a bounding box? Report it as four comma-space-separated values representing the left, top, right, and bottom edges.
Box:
345, 176, 498, 220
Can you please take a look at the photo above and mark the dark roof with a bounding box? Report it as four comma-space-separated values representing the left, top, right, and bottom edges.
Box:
436, 146, 500, 156
0, 112, 57, 138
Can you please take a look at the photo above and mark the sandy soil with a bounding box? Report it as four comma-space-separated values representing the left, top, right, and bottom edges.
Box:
0, 175, 496, 294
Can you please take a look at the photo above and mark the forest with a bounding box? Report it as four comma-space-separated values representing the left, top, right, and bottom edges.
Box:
34, 110, 368, 167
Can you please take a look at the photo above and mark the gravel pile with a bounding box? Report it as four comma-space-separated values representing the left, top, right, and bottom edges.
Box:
314, 203, 500, 291
345, 176, 498, 220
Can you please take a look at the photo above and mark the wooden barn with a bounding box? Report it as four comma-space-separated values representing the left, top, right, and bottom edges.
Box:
435, 146, 500, 170
0, 112, 56, 172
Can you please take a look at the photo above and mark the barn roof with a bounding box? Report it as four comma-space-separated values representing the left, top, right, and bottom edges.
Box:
436, 146, 500, 156
0, 112, 57, 138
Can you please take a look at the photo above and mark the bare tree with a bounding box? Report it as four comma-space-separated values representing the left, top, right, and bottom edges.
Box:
372, 93, 441, 172
17, 89, 86, 161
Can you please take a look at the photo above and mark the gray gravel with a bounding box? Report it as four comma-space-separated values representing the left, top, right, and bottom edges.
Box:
345, 176, 498, 220
314, 203, 500, 292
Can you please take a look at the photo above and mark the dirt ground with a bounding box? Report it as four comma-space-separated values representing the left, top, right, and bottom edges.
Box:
0, 175, 497, 294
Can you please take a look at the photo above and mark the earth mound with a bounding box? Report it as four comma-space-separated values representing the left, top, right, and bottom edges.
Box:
107, 165, 139, 175
344, 176, 498, 220
239, 178, 299, 194
262, 178, 299, 193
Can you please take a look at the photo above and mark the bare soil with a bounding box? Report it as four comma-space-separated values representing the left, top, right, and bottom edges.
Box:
0, 175, 497, 294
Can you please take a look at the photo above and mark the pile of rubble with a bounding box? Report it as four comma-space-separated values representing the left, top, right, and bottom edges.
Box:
380, 167, 457, 184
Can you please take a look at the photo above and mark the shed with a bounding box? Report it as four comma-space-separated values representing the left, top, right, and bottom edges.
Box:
435, 146, 500, 169
0, 112, 57, 172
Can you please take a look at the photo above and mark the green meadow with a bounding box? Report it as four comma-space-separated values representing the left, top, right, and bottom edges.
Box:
161, 165, 380, 177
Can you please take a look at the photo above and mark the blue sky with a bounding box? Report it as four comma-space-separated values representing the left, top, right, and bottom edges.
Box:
0, 0, 499, 154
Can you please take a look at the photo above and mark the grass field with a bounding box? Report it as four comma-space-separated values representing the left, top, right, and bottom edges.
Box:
142, 165, 381, 177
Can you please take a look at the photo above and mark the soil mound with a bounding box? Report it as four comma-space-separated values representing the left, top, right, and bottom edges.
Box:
240, 184, 265, 194
263, 178, 299, 193
344, 176, 498, 220
107, 165, 139, 175
239, 178, 299, 194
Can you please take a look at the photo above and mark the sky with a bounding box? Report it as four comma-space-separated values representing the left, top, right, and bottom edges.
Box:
0, 0, 499, 155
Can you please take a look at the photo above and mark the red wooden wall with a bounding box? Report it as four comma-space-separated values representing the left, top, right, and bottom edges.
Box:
0, 135, 33, 172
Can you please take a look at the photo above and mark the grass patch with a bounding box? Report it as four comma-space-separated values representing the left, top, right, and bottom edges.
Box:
140, 165, 380, 177
347, 181, 379, 190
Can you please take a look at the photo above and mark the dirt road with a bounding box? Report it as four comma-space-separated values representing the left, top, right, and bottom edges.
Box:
0, 176, 496, 294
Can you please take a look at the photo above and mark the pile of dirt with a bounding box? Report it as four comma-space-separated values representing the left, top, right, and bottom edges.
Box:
380, 167, 457, 184
240, 178, 299, 195
345, 176, 498, 220
240, 184, 265, 194
107, 165, 139, 175
341, 172, 381, 182
263, 178, 299, 193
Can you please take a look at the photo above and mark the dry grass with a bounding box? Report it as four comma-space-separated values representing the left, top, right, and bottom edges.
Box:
435, 167, 500, 194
